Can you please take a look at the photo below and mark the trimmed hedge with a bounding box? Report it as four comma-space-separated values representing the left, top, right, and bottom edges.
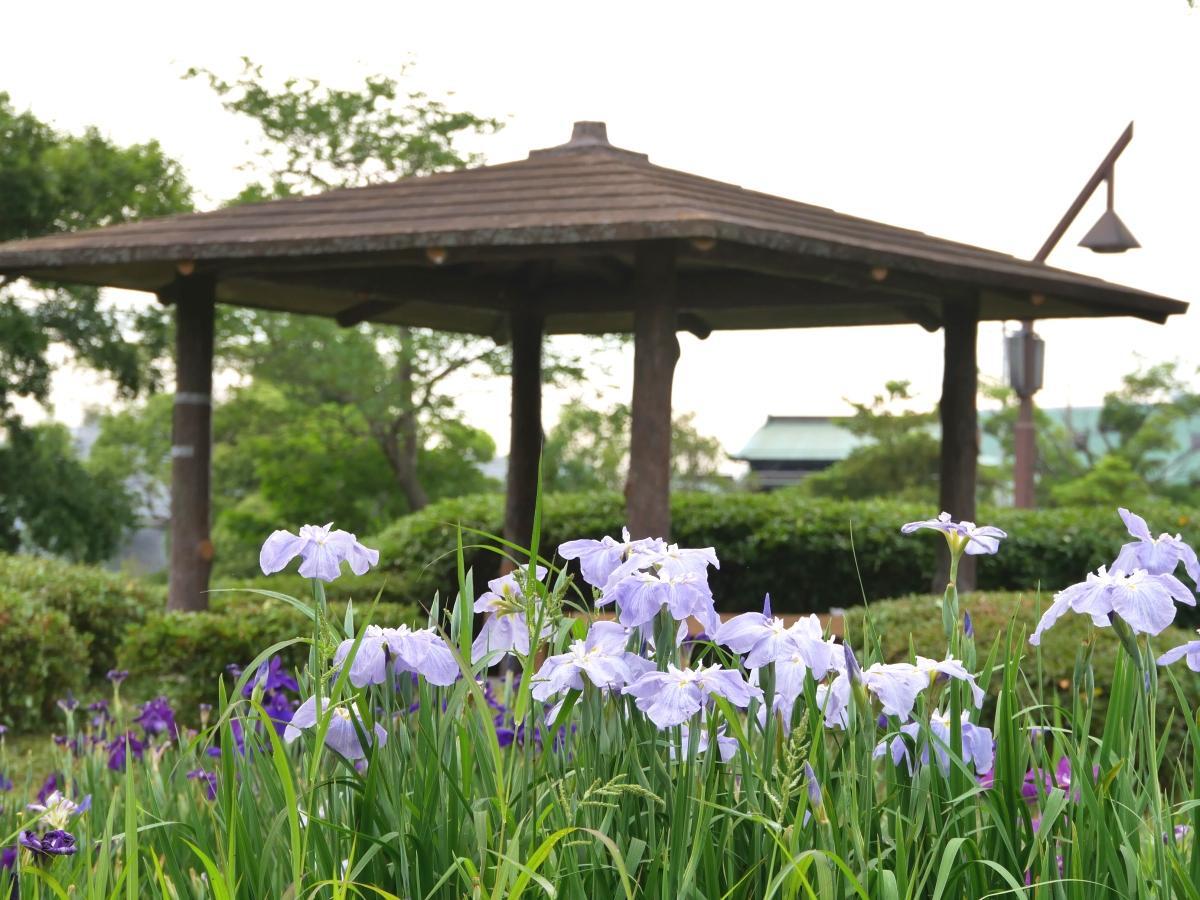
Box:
843, 591, 1200, 761
0, 589, 90, 731
0, 554, 164, 679
118, 591, 421, 718
365, 492, 1195, 615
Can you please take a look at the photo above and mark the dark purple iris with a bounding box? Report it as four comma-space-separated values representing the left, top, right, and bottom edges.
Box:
35, 774, 59, 805
225, 663, 244, 679
0, 774, 11, 793
56, 692, 78, 715
262, 692, 296, 737
135, 697, 178, 739
106, 669, 129, 685
207, 719, 247, 758
18, 829, 76, 859
0, 846, 13, 869
243, 656, 299, 698
186, 768, 218, 801
106, 732, 145, 772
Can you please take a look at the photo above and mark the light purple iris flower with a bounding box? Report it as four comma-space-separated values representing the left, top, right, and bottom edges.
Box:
27, 791, 90, 830
603, 569, 719, 632
818, 661, 929, 729
531, 621, 651, 701
558, 529, 665, 590
472, 567, 552, 663
260, 523, 380, 582
1113, 508, 1200, 586
284, 697, 387, 760
901, 512, 1007, 556
604, 541, 718, 593
673, 725, 738, 762
1157, 631, 1200, 671
333, 625, 459, 687
1029, 565, 1196, 644
623, 662, 763, 729
874, 710, 994, 775
716, 608, 836, 676
915, 656, 985, 708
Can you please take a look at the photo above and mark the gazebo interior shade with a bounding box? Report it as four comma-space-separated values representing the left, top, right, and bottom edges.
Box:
0, 122, 1186, 337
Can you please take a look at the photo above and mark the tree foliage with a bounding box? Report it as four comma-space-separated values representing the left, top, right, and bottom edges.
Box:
542, 401, 727, 493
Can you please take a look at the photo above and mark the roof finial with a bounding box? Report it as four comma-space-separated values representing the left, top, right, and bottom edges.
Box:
568, 121, 610, 147
528, 121, 648, 161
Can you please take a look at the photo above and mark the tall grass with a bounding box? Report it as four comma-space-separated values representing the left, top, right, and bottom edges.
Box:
2, 512, 1197, 898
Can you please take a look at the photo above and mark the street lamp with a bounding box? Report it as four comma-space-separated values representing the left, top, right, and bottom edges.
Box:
1014, 122, 1140, 508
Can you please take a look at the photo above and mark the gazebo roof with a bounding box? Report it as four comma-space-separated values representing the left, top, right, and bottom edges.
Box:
0, 121, 1187, 335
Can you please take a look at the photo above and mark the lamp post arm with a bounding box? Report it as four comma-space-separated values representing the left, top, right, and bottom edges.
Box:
1034, 121, 1133, 263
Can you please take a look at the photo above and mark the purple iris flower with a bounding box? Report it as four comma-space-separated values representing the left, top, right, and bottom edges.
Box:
262, 691, 297, 735
603, 540, 717, 593
0, 774, 11, 793
1157, 632, 1200, 671
284, 697, 387, 761
818, 660, 929, 729
106, 669, 128, 685
716, 610, 836, 676
0, 846, 13, 870
673, 725, 738, 762
35, 774, 59, 805
1113, 508, 1200, 586
187, 768, 218, 801
56, 692, 78, 715
1029, 565, 1195, 644
603, 569, 719, 633
135, 696, 179, 738
622, 662, 762, 729
901, 512, 1007, 556
206, 719, 246, 758
18, 829, 76, 860
333, 625, 460, 687
558, 528, 661, 590
874, 709, 994, 775
27, 791, 89, 830
259, 523, 380, 582
472, 568, 552, 663
244, 656, 299, 697
531, 621, 652, 702
106, 732, 145, 771
915, 656, 985, 708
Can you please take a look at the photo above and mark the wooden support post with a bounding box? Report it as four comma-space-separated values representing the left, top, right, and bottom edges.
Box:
936, 296, 980, 592
503, 308, 545, 562
166, 276, 216, 612
626, 243, 679, 540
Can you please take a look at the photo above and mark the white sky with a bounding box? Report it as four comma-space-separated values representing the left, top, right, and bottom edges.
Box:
4, 0, 1198, 462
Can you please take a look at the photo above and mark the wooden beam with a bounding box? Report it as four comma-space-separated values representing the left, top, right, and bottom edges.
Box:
503, 307, 545, 560
165, 275, 216, 612
936, 296, 980, 592
625, 244, 679, 540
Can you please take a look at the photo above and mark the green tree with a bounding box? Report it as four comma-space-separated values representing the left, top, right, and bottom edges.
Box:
0, 92, 192, 559
542, 401, 728, 493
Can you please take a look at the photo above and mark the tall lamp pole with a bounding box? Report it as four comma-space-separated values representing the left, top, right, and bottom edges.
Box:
1012, 121, 1140, 507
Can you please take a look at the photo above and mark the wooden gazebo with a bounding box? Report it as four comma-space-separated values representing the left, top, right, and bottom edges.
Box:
0, 121, 1187, 608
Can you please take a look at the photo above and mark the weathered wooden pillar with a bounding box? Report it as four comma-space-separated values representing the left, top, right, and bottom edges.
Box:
166, 275, 216, 612
625, 243, 679, 540
503, 308, 544, 559
936, 296, 980, 592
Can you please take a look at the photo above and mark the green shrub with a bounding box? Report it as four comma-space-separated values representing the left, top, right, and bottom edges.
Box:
366, 492, 1194, 616
0, 588, 90, 731
0, 554, 164, 678
118, 590, 421, 717
843, 590, 1200, 760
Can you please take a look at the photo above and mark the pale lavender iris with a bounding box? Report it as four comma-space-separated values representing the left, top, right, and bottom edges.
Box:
558, 528, 664, 590
915, 656, 985, 708
1029, 565, 1196, 644
716, 608, 836, 676
673, 725, 738, 762
1157, 631, 1200, 671
531, 621, 651, 701
603, 569, 719, 633
605, 540, 718, 592
901, 511, 1007, 556
332, 625, 460, 687
260, 523, 380, 582
26, 791, 89, 830
874, 710, 994, 775
623, 662, 762, 729
284, 697, 387, 760
818, 660, 929, 729
1113, 508, 1200, 586
472, 567, 551, 663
